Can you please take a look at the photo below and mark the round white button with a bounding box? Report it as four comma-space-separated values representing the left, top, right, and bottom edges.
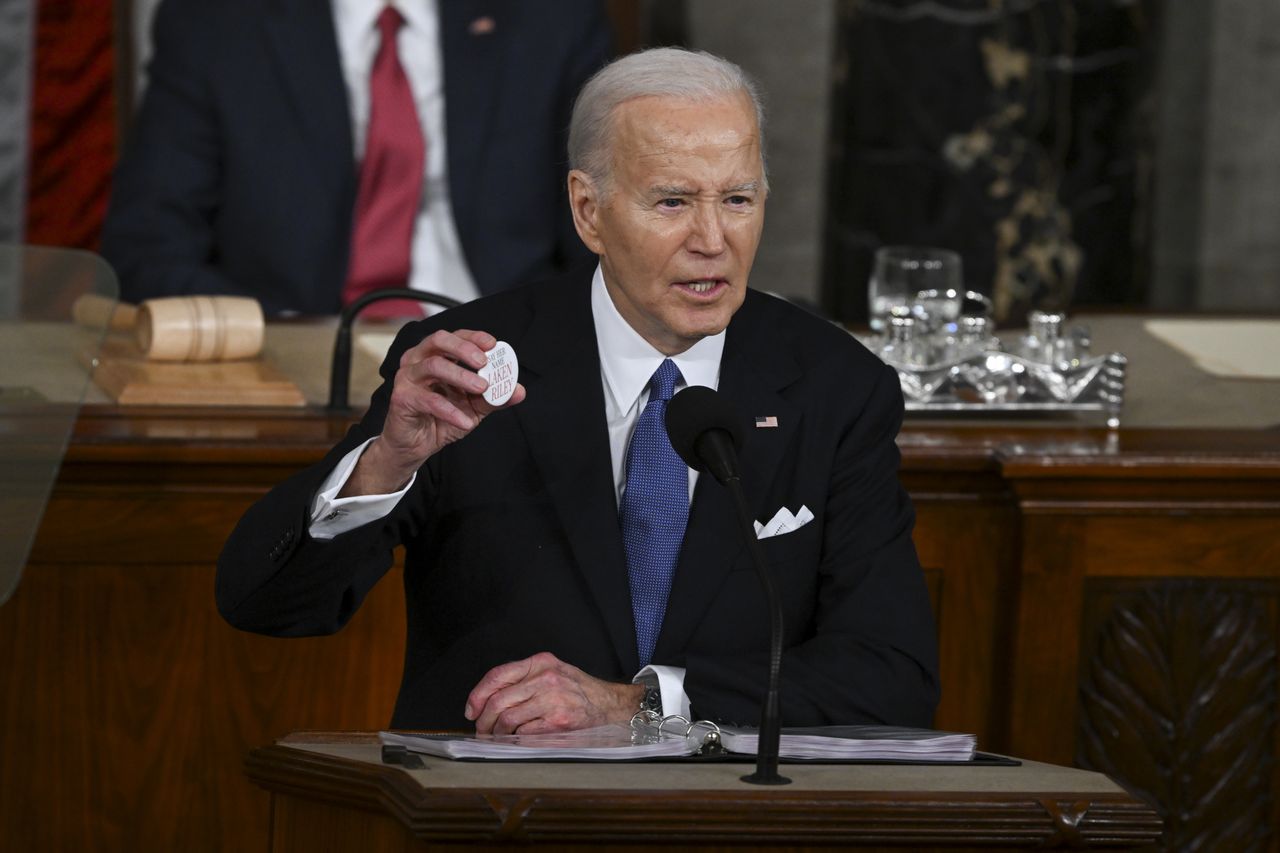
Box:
479, 340, 518, 406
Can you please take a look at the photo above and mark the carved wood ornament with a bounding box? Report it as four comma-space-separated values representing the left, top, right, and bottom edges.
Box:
1078, 579, 1277, 853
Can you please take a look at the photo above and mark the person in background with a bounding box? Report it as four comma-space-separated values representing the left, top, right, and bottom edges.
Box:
102, 0, 611, 316
216, 47, 939, 733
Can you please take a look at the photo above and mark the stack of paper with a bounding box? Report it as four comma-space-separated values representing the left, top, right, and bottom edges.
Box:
381, 722, 977, 763
380, 725, 698, 761
718, 725, 976, 761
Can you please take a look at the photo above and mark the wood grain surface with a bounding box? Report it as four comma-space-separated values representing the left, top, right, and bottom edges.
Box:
245, 738, 1162, 850
89, 338, 305, 407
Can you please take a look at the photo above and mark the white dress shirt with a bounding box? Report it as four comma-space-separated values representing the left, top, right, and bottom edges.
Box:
592, 266, 725, 504
331, 0, 479, 308
591, 267, 724, 719
309, 265, 726, 716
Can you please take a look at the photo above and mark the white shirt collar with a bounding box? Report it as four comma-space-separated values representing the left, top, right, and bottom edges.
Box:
334, 0, 430, 41
392, 0, 433, 39
333, 0, 381, 36
590, 265, 725, 415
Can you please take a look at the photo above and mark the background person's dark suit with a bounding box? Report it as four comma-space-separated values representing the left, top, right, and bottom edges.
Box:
216, 267, 940, 729
101, 0, 609, 315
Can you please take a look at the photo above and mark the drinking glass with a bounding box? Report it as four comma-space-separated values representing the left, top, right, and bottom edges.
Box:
868, 247, 963, 333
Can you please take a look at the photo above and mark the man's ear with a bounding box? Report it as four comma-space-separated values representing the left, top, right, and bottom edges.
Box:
567, 170, 605, 255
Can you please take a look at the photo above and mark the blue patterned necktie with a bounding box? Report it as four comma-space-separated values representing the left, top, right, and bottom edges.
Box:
620, 359, 690, 668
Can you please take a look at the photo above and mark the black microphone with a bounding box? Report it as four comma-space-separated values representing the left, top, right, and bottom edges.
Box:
327, 288, 462, 412
665, 386, 790, 786
664, 385, 744, 484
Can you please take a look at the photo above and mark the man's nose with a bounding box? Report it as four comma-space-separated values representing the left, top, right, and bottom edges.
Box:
685, 204, 725, 255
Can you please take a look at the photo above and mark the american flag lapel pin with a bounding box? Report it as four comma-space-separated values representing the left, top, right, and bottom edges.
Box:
468, 15, 496, 35
755, 415, 779, 428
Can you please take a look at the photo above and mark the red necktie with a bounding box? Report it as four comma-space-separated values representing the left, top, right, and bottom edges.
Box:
341, 6, 425, 319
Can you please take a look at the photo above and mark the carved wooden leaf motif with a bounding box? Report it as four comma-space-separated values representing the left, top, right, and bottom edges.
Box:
1077, 581, 1277, 853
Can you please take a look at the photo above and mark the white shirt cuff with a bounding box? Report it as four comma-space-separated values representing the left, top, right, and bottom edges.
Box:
633, 664, 691, 719
308, 437, 416, 540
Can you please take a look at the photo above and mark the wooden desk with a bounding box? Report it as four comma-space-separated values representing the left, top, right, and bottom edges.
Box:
1, 317, 1276, 851
246, 733, 1161, 851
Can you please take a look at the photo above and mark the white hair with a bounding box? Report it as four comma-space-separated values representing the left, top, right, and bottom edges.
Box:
567, 47, 768, 193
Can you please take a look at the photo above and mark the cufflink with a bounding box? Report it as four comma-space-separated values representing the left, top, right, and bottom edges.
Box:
639, 683, 662, 715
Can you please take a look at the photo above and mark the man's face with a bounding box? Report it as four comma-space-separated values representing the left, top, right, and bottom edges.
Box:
569, 93, 767, 355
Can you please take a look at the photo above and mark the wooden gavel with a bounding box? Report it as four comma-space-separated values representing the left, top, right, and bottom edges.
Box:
74, 294, 265, 362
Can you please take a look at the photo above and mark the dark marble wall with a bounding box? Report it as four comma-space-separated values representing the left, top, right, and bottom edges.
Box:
823, 0, 1161, 324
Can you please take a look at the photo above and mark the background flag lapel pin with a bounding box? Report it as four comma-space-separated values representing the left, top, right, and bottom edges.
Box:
755, 415, 779, 428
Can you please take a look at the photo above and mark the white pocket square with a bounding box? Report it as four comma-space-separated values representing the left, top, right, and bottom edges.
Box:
754, 505, 814, 540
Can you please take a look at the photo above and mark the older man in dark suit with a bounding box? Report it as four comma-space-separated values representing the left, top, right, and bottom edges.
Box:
102, 0, 610, 315
216, 47, 939, 732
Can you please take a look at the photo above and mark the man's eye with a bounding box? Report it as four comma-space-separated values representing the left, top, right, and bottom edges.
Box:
658, 198, 683, 209
727, 195, 751, 206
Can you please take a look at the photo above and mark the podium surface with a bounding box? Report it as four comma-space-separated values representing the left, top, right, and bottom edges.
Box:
247, 732, 1161, 851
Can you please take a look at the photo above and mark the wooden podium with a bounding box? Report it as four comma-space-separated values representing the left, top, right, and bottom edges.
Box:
4, 316, 1277, 850
246, 733, 1161, 851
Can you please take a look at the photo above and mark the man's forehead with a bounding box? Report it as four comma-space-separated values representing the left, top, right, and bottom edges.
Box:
611, 95, 761, 173
614, 93, 757, 139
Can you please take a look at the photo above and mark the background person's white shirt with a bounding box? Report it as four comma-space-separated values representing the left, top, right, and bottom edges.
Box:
332, 0, 479, 309
309, 266, 727, 716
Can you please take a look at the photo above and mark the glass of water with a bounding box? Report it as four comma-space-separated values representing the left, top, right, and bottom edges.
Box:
868, 246, 963, 333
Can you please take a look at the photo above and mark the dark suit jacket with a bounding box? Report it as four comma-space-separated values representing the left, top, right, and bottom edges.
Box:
216, 267, 940, 730
101, 0, 609, 315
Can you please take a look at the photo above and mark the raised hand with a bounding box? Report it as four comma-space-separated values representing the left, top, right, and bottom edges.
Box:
342, 329, 526, 496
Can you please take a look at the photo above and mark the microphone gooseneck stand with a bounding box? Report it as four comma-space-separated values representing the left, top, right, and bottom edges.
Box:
326, 288, 461, 413
719, 454, 790, 786
667, 387, 790, 785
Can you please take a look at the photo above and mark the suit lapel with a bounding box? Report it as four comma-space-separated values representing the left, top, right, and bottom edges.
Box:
262, 0, 355, 198
654, 293, 804, 663
515, 273, 639, 673
440, 0, 509, 251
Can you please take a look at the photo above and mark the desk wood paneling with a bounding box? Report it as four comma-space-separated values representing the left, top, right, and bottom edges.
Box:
246, 734, 1161, 851
2, 406, 1278, 851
